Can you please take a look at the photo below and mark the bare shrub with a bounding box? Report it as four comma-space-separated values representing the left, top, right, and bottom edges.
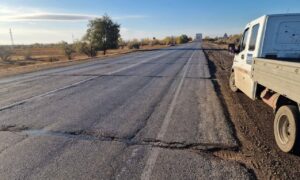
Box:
74, 41, 97, 57
128, 40, 140, 49
140, 38, 151, 46
118, 38, 126, 49
24, 49, 32, 60
0, 48, 13, 62
48, 56, 59, 62
61, 41, 75, 60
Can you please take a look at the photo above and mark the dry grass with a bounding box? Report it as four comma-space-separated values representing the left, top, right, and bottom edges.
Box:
0, 44, 166, 78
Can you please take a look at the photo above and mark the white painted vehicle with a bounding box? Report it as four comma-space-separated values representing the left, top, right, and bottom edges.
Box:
230, 14, 300, 153
196, 33, 202, 42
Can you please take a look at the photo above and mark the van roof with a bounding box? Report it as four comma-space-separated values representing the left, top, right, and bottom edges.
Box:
264, 13, 300, 18
249, 13, 300, 25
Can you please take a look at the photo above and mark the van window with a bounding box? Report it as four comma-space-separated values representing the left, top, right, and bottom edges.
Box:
241, 28, 249, 51
249, 24, 260, 51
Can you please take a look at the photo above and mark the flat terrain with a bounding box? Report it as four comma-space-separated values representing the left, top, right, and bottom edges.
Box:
203, 42, 300, 180
0, 45, 165, 78
0, 42, 255, 179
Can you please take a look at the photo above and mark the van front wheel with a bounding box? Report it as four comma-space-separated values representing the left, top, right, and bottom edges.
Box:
229, 72, 238, 92
274, 105, 300, 153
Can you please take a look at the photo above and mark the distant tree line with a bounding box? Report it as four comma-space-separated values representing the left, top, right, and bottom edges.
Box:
123, 34, 192, 50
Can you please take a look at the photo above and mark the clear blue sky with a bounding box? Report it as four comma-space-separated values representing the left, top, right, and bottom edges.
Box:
1, 0, 300, 44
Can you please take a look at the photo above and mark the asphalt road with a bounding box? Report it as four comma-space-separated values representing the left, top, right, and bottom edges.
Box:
0, 42, 254, 179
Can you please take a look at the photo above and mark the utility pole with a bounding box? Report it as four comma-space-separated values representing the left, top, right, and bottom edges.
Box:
72, 34, 75, 43
9, 28, 14, 49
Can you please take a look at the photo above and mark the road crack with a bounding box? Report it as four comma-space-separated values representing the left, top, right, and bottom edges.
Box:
0, 125, 255, 178
3, 128, 239, 152
0, 124, 29, 132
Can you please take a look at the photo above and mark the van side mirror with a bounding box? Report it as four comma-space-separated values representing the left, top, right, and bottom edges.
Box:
234, 46, 240, 54
228, 44, 235, 53
228, 44, 240, 54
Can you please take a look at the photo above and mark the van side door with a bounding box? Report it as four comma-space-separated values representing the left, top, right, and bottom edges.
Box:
235, 24, 260, 99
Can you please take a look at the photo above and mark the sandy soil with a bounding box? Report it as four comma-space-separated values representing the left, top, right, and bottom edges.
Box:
203, 42, 300, 180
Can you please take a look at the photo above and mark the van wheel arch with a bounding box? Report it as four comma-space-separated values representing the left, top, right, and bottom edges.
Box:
276, 95, 298, 112
229, 71, 239, 92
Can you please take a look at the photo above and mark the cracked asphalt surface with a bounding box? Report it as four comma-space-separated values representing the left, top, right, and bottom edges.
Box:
0, 42, 254, 179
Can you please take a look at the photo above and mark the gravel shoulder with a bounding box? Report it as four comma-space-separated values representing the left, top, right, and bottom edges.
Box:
203, 42, 300, 179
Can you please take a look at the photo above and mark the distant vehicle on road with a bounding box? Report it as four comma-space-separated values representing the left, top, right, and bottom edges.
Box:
230, 14, 300, 153
195, 33, 202, 42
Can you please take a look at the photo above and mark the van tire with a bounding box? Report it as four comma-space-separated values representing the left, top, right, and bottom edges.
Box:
229, 72, 238, 92
274, 105, 300, 153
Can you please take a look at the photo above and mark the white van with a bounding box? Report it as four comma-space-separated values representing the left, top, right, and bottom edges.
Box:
230, 14, 300, 153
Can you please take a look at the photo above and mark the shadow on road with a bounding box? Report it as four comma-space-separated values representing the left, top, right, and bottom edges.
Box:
201, 48, 228, 51
152, 48, 228, 51
203, 48, 241, 148
164, 48, 203, 50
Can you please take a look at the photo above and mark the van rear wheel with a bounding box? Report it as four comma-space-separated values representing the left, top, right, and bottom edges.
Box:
229, 72, 238, 92
274, 105, 300, 153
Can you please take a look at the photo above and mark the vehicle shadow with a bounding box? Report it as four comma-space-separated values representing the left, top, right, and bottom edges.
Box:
201, 48, 228, 51
151, 48, 228, 51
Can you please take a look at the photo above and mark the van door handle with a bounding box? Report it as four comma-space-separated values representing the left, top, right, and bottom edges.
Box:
241, 55, 245, 59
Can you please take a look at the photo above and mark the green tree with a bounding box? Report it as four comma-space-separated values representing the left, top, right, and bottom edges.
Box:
84, 15, 120, 55
178, 34, 189, 44
163, 36, 176, 45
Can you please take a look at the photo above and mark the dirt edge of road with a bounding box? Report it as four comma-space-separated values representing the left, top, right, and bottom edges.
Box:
202, 42, 300, 180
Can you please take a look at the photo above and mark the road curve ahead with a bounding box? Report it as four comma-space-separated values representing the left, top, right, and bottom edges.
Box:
0, 42, 253, 179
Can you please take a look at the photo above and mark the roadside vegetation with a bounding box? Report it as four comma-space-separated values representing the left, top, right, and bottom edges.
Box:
125, 34, 192, 49
0, 47, 13, 63
204, 34, 242, 46
0, 14, 193, 77
61, 41, 75, 60
83, 15, 120, 56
